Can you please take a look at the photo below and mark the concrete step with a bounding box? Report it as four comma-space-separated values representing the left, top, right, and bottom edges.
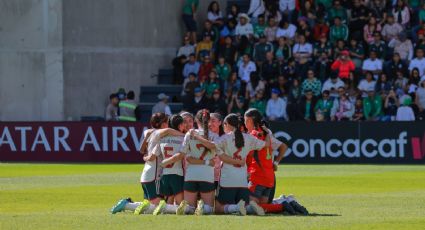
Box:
157, 68, 174, 85
139, 85, 182, 103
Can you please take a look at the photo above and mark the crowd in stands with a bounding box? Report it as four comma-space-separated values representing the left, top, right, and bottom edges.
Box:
171, 0, 425, 122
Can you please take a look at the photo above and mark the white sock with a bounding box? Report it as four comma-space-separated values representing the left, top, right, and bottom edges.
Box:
163, 204, 178, 214
224, 204, 239, 214
203, 204, 213, 214
246, 205, 255, 215
144, 204, 156, 214
124, 202, 141, 211
185, 205, 195, 214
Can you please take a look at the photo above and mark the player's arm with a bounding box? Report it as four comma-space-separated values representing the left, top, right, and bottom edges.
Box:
144, 144, 160, 162
139, 129, 154, 155
160, 152, 185, 167
157, 128, 185, 138
273, 143, 288, 171
219, 154, 245, 166
191, 132, 216, 150
186, 156, 215, 167
143, 153, 157, 162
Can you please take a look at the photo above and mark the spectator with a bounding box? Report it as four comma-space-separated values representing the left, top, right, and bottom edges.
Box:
220, 18, 237, 40
183, 54, 200, 80
383, 89, 400, 121
207, 1, 223, 27
271, 75, 290, 96
183, 72, 200, 100
322, 75, 345, 99
312, 17, 330, 41
368, 32, 386, 60
328, 0, 347, 24
265, 1, 282, 22
275, 37, 292, 61
332, 93, 354, 121
352, 97, 365, 121
116, 88, 126, 100
287, 78, 302, 120
266, 88, 288, 121
298, 0, 316, 27
349, 0, 369, 41
264, 16, 278, 42
394, 70, 409, 95
118, 90, 137, 122
227, 93, 245, 116
208, 89, 227, 115
177, 36, 195, 58
187, 87, 208, 114
381, 15, 403, 42
314, 90, 333, 121
152, 93, 172, 116
276, 19, 297, 40
248, 0, 265, 24
203, 20, 220, 44
249, 89, 267, 115
388, 32, 414, 61
238, 54, 257, 83
225, 71, 241, 97
246, 72, 265, 99
301, 69, 322, 96
196, 33, 214, 60
314, 33, 332, 61
415, 77, 425, 119
253, 15, 267, 39
362, 51, 383, 79
375, 73, 392, 96
253, 34, 274, 65
198, 55, 214, 82
330, 17, 349, 44
348, 38, 365, 69
215, 56, 231, 84
408, 48, 425, 76
228, 3, 240, 20
385, 53, 408, 82
396, 96, 415, 121
297, 90, 316, 121
293, 34, 313, 63
182, 0, 199, 44
105, 93, 119, 121
363, 90, 383, 121
368, 0, 386, 25
172, 55, 188, 85
331, 50, 355, 81
296, 17, 312, 41
203, 70, 220, 99
261, 51, 279, 83
235, 13, 254, 39
358, 71, 377, 97
392, 0, 410, 28
363, 17, 382, 44
279, 0, 296, 23
217, 36, 237, 66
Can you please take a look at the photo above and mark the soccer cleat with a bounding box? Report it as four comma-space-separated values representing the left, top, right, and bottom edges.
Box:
110, 198, 131, 214
237, 200, 247, 216
153, 200, 166, 215
195, 200, 204, 216
287, 195, 309, 215
176, 200, 188, 215
281, 200, 297, 215
134, 200, 150, 215
248, 201, 265, 216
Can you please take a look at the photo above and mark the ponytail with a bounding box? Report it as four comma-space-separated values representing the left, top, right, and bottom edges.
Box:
224, 114, 245, 149
195, 109, 210, 139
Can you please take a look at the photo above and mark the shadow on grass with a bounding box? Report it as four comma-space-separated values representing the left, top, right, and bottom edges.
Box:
307, 213, 341, 217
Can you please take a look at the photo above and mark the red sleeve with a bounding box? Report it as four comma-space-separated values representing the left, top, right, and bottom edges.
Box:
349, 61, 355, 70
331, 60, 340, 70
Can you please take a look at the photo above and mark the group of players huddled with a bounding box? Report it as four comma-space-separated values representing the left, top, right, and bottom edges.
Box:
110, 108, 308, 216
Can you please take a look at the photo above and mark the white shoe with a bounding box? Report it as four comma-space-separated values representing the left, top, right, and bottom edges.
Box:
176, 200, 188, 215
195, 200, 204, 216
237, 200, 246, 216
249, 201, 265, 216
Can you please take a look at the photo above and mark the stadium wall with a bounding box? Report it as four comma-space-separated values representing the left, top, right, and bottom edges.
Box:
1, 121, 424, 163
0, 0, 226, 121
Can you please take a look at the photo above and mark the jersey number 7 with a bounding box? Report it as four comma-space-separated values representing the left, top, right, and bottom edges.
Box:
196, 144, 209, 160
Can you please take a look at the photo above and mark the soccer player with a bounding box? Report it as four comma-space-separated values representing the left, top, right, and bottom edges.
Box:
208, 113, 224, 188
214, 113, 269, 216
173, 110, 219, 215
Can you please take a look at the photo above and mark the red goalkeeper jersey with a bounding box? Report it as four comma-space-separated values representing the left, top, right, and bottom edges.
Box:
246, 129, 275, 188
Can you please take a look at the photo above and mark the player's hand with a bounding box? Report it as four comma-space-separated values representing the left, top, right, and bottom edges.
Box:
273, 164, 278, 171
143, 155, 150, 162
188, 129, 196, 138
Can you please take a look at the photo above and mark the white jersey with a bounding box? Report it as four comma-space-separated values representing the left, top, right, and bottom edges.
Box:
140, 129, 162, 183
181, 129, 219, 183
154, 135, 184, 176
215, 132, 265, 188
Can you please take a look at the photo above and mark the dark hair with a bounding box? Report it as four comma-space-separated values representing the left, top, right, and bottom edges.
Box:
109, 93, 118, 100
244, 108, 268, 169
196, 109, 210, 139
169, 114, 184, 131
224, 113, 244, 149
211, 112, 225, 136
127, 91, 135, 100
150, 113, 168, 129
208, 1, 220, 14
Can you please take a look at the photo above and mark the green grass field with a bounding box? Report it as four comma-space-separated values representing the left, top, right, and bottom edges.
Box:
1, 164, 424, 230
